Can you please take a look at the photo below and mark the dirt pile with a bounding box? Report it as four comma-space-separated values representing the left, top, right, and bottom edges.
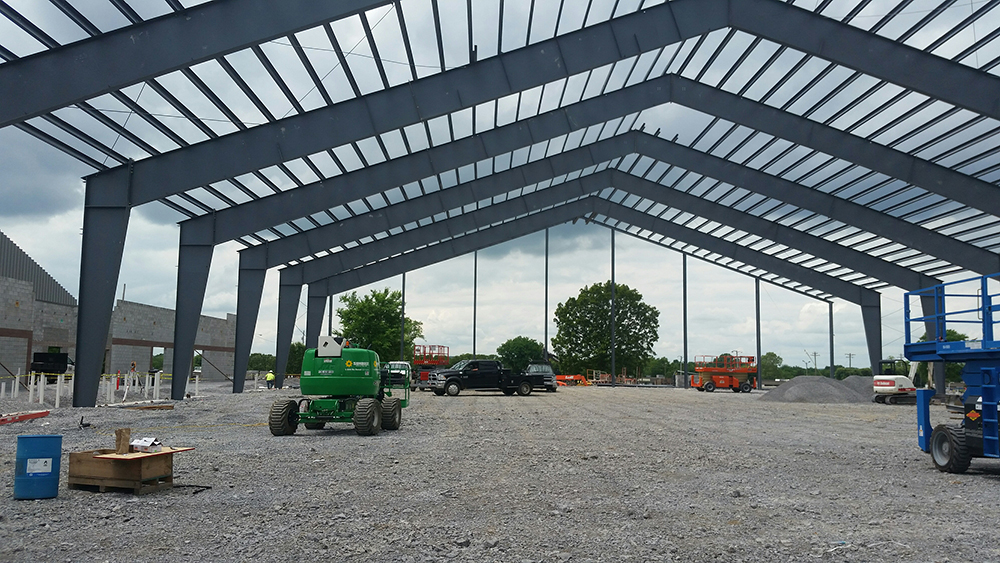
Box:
759, 375, 871, 403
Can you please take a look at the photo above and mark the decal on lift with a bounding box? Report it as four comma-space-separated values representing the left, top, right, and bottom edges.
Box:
967, 410, 981, 421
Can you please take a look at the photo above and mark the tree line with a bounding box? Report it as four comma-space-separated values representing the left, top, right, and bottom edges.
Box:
230, 281, 967, 382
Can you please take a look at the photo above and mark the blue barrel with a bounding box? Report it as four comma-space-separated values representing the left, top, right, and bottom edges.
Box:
14, 435, 62, 499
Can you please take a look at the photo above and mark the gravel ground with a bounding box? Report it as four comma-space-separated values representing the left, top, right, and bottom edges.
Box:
1, 382, 999, 563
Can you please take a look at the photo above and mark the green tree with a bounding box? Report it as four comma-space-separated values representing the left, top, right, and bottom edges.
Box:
151, 353, 164, 370
448, 352, 498, 366
643, 356, 674, 378
759, 352, 783, 380
286, 342, 306, 375
248, 353, 275, 371
336, 288, 424, 362
551, 281, 659, 377
497, 336, 545, 374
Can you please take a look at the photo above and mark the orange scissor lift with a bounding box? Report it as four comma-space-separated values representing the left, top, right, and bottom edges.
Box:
691, 355, 757, 393
412, 344, 450, 391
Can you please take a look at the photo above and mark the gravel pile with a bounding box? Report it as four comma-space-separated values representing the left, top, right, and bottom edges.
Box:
841, 375, 875, 397
759, 376, 871, 404
2, 383, 997, 562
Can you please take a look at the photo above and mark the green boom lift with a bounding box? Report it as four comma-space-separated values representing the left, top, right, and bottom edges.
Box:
268, 336, 410, 436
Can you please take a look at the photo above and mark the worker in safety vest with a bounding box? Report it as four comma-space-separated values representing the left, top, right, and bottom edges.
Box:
265, 371, 276, 389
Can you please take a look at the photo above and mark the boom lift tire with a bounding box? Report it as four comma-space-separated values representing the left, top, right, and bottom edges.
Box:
353, 398, 383, 436
445, 381, 461, 396
269, 399, 299, 436
703, 381, 716, 393
930, 424, 972, 474
740, 382, 752, 393
517, 381, 532, 396
381, 397, 402, 430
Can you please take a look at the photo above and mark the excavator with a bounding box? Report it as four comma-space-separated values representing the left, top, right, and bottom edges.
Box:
872, 359, 918, 405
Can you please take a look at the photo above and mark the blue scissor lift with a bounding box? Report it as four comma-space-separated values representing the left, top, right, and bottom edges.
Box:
904, 272, 1000, 473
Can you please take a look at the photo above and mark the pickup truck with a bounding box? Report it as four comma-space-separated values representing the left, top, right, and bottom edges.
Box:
525, 362, 558, 392
430, 359, 542, 396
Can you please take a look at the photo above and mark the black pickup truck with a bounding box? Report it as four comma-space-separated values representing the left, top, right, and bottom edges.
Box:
429, 359, 543, 396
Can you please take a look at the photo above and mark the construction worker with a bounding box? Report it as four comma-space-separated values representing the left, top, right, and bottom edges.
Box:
265, 370, 276, 389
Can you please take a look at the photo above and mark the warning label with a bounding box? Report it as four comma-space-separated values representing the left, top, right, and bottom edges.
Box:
26, 458, 52, 475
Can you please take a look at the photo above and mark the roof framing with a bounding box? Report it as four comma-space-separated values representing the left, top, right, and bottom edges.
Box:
2, 0, 996, 404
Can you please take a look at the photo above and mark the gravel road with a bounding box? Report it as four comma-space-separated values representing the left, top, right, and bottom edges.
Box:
1, 382, 998, 562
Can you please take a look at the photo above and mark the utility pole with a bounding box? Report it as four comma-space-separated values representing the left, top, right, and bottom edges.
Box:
845, 352, 855, 368
809, 351, 820, 375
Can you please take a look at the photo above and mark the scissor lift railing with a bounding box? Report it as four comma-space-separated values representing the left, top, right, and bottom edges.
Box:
905, 272, 1000, 459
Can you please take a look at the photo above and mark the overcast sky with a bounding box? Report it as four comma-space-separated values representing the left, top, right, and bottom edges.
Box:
4, 0, 993, 371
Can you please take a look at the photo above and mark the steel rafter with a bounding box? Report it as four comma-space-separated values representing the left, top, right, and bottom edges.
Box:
275, 197, 882, 376
0, 0, 393, 127
63, 0, 1000, 404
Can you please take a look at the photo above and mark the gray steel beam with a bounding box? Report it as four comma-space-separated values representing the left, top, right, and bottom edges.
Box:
170, 243, 213, 400
274, 282, 300, 387
284, 180, 602, 286
232, 255, 266, 393
73, 169, 131, 407
71, 0, 1000, 208
604, 202, 884, 370
275, 200, 596, 369
0, 0, 392, 127
293, 197, 884, 369
731, 0, 1000, 122
607, 170, 941, 291
159, 55, 1000, 399
632, 134, 1000, 275
305, 294, 326, 349
181, 73, 676, 247
82, 2, 707, 206
233, 145, 965, 386
669, 75, 1000, 218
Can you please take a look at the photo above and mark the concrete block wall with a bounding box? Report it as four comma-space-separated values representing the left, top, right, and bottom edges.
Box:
108, 300, 176, 375
32, 301, 76, 358
0, 277, 35, 375
108, 301, 235, 381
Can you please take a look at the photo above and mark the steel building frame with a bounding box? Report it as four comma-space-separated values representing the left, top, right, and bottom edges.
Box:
2, 0, 999, 404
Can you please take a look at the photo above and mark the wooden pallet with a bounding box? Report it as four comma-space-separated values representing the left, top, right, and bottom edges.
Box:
67, 447, 192, 495
68, 474, 173, 495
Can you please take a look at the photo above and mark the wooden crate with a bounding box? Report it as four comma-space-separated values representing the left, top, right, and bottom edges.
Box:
68, 447, 191, 495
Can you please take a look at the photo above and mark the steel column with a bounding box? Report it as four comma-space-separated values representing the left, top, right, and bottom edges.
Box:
232, 256, 267, 393
610, 228, 616, 386
274, 282, 301, 388
755, 277, 762, 389
829, 302, 835, 379
473, 251, 478, 359
919, 294, 946, 397
544, 229, 549, 357
171, 243, 214, 400
400, 273, 406, 362
860, 291, 883, 375
74, 169, 132, 407
305, 293, 326, 349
